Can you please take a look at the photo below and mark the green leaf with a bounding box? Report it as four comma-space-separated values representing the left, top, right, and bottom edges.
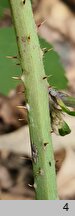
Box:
0, 27, 21, 95
0, 27, 68, 95
39, 37, 68, 90
0, 0, 9, 8
58, 121, 71, 136
0, 0, 9, 17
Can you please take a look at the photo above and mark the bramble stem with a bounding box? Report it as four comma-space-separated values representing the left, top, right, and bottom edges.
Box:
9, 0, 58, 200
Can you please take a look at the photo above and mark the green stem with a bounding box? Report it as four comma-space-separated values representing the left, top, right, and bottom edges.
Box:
9, 0, 58, 200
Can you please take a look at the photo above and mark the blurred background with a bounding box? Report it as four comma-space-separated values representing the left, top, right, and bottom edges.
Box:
0, 0, 75, 200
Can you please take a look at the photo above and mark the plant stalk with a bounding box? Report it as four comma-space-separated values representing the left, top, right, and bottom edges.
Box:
9, 0, 58, 200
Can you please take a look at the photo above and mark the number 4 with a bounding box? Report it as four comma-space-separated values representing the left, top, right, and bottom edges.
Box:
63, 203, 69, 211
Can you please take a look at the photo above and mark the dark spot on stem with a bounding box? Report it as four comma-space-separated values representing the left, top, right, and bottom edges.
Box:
27, 36, 30, 42
49, 161, 51, 166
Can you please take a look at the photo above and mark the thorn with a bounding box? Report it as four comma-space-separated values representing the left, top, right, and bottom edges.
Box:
34, 183, 37, 189
16, 105, 27, 110
37, 168, 44, 176
51, 129, 53, 133
12, 74, 25, 82
17, 104, 30, 111
12, 76, 21, 80
28, 184, 34, 188
16, 63, 20, 66
6, 56, 17, 59
42, 47, 53, 54
17, 91, 25, 95
43, 75, 52, 80
18, 118, 25, 121
20, 156, 32, 161
26, 103, 30, 111
22, 0, 25, 4
28, 183, 37, 190
37, 18, 48, 28
48, 85, 51, 88
21, 74, 25, 82
48, 85, 56, 90
31, 144, 38, 163
43, 142, 48, 150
